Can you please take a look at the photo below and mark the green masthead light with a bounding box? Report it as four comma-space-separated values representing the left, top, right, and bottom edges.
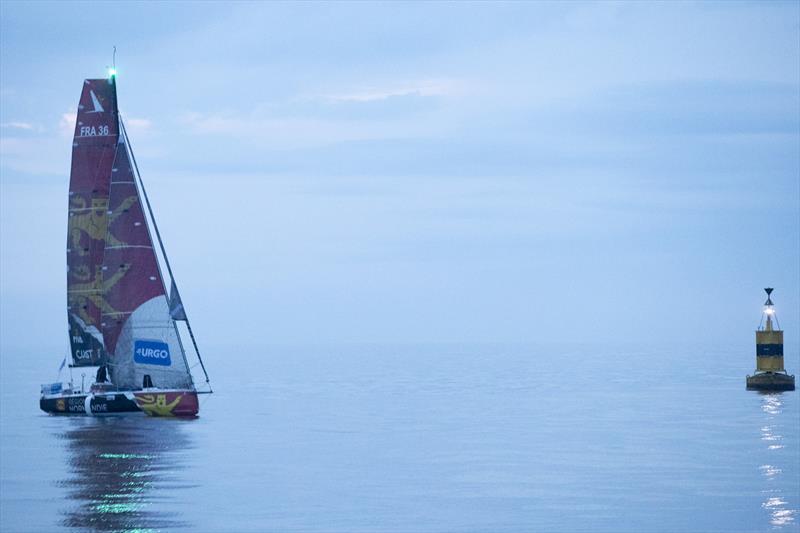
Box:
108, 67, 117, 78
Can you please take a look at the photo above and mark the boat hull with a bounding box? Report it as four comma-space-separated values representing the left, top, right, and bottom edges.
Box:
40, 389, 200, 416
40, 392, 141, 415
746, 372, 796, 391
133, 390, 199, 417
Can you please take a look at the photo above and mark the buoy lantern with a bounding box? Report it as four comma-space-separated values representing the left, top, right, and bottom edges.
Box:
746, 288, 795, 391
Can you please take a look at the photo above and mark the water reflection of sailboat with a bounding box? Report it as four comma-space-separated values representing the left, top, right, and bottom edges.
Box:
58, 417, 193, 531
758, 393, 797, 529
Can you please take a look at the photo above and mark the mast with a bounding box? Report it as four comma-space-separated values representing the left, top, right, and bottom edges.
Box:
118, 118, 212, 391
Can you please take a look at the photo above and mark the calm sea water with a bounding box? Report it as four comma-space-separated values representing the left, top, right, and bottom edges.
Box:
1, 342, 798, 533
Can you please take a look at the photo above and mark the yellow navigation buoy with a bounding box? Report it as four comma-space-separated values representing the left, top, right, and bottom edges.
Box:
746, 288, 795, 391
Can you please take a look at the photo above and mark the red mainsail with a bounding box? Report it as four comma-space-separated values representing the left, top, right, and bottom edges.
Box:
66, 79, 119, 366
100, 139, 164, 357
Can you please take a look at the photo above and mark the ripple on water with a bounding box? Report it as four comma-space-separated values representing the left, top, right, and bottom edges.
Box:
758, 393, 797, 530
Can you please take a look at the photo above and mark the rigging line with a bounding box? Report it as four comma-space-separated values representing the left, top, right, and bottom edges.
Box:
119, 117, 212, 389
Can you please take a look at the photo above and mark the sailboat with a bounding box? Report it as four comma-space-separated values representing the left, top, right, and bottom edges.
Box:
40, 69, 211, 416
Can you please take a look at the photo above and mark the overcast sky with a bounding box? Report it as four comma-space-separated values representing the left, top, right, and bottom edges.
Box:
1, 1, 798, 354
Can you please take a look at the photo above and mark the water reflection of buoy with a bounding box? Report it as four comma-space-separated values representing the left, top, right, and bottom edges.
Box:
746, 288, 795, 391
758, 394, 796, 528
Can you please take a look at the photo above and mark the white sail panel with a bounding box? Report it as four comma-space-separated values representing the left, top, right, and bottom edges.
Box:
111, 296, 192, 390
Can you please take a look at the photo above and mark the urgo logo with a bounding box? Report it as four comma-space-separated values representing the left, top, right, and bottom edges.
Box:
133, 339, 172, 366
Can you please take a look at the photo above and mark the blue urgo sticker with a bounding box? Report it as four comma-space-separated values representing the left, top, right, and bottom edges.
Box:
134, 339, 172, 366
